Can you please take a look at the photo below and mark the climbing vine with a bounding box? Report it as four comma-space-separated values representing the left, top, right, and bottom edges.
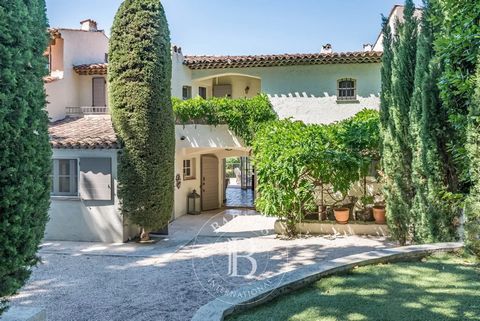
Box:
172, 94, 277, 145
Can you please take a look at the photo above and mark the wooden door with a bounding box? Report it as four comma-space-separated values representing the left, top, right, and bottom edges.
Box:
201, 155, 219, 211
92, 77, 106, 107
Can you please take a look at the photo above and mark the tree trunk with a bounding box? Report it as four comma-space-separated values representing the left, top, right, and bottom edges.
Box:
140, 228, 150, 242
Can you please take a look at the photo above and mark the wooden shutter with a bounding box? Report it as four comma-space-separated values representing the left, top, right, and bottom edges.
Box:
79, 158, 112, 201
92, 77, 106, 106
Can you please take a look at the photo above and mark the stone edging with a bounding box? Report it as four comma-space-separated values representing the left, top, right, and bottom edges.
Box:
191, 242, 463, 321
0, 307, 46, 321
275, 220, 389, 237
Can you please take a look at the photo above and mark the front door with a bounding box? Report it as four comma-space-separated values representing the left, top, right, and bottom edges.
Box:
201, 155, 219, 211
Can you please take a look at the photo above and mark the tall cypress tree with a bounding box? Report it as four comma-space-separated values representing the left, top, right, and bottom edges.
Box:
0, 0, 51, 313
109, 0, 175, 241
383, 0, 418, 245
409, 0, 455, 242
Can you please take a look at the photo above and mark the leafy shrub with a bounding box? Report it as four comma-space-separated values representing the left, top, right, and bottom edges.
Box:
253, 110, 380, 237
172, 94, 277, 145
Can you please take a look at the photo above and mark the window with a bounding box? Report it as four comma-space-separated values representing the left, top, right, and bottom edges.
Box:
92, 77, 106, 107
199, 87, 207, 99
182, 86, 192, 100
337, 79, 357, 101
51, 159, 78, 196
183, 158, 196, 180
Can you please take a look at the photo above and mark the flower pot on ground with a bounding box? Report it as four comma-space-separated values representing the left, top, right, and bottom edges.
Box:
373, 206, 386, 224
334, 208, 350, 224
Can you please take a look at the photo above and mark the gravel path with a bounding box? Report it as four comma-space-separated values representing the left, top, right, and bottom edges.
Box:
11, 235, 394, 321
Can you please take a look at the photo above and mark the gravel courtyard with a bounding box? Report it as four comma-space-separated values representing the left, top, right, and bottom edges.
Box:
10, 211, 394, 321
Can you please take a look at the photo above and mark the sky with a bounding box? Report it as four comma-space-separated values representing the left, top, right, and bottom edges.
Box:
45, 0, 422, 56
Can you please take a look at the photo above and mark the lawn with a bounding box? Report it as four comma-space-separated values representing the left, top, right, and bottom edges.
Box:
227, 254, 480, 321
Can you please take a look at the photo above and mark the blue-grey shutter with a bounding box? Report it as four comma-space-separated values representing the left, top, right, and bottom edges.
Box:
79, 158, 112, 201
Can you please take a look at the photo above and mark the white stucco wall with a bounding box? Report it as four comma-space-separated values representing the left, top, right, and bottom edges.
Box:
45, 149, 136, 243
191, 63, 381, 98
269, 95, 379, 124
188, 63, 381, 124
174, 125, 248, 218
171, 51, 192, 98
46, 30, 109, 122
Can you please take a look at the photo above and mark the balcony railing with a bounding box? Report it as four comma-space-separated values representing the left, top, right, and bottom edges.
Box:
66, 106, 109, 117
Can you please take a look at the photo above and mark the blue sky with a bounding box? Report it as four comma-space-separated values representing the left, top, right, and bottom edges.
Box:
45, 0, 422, 55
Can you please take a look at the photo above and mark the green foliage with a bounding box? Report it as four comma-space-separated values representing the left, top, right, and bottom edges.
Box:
339, 109, 381, 175
433, 0, 480, 255
253, 110, 380, 237
109, 0, 174, 235
382, 0, 418, 245
172, 94, 277, 145
433, 0, 480, 191
0, 0, 51, 314
465, 58, 480, 257
409, 0, 458, 243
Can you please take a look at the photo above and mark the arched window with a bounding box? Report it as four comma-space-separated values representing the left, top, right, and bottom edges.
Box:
337, 78, 357, 101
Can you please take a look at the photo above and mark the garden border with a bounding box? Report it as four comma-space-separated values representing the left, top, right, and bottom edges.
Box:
191, 242, 463, 321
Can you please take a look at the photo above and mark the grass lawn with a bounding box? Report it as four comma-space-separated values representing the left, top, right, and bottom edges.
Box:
227, 253, 480, 321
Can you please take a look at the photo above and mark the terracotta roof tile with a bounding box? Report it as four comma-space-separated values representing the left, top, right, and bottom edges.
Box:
71, 51, 382, 74
49, 115, 119, 149
73, 63, 108, 75
183, 51, 383, 69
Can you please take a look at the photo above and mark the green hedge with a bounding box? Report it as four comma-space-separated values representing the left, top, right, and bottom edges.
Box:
0, 0, 51, 314
173, 94, 277, 145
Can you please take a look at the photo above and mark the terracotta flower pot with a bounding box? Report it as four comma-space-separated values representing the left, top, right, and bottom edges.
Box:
334, 208, 350, 224
373, 206, 386, 224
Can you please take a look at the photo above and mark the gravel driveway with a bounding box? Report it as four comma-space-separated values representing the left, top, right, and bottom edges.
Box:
11, 233, 393, 321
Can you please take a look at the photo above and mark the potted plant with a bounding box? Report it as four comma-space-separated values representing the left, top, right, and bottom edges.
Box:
372, 195, 386, 224
334, 207, 350, 224
357, 195, 374, 222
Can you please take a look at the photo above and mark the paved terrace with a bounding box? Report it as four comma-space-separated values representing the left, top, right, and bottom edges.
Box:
11, 210, 394, 321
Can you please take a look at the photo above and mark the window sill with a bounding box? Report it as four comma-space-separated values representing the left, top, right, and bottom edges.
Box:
51, 195, 81, 201
336, 99, 360, 104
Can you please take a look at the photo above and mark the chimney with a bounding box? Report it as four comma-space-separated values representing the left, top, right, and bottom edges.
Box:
80, 19, 98, 31
363, 43, 373, 52
172, 45, 184, 63
172, 45, 184, 57
321, 43, 333, 54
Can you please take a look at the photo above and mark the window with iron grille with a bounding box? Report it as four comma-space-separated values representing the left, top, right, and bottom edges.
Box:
337, 79, 357, 101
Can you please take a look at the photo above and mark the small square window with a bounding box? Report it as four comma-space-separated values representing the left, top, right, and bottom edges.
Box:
337, 79, 357, 101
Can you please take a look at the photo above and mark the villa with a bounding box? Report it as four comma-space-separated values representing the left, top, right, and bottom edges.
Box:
44, 7, 409, 243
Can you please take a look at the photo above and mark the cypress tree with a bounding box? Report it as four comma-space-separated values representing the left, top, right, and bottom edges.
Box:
409, 0, 456, 242
0, 0, 51, 313
109, 0, 175, 241
383, 0, 418, 245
